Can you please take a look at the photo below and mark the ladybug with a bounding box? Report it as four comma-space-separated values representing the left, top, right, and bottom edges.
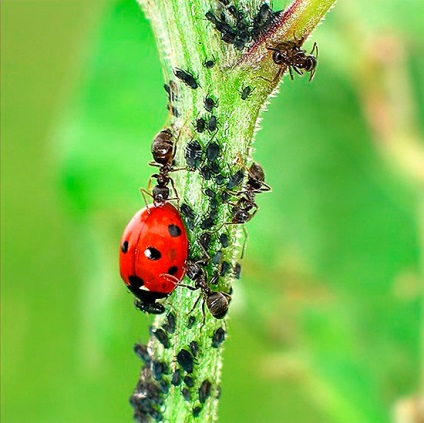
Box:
119, 202, 189, 314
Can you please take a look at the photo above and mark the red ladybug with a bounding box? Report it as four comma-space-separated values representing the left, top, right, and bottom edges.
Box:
119, 202, 189, 314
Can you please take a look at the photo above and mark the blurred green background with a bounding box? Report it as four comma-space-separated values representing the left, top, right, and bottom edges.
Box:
2, 1, 423, 422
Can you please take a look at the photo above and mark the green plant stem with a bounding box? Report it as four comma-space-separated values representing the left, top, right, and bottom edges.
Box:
131, 0, 336, 421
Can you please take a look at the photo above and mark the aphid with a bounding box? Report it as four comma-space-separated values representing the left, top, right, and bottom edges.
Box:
201, 216, 215, 230
182, 387, 191, 402
160, 379, 170, 394
212, 250, 223, 265
210, 162, 221, 175
193, 406, 202, 417
199, 380, 212, 404
219, 233, 229, 248
134, 343, 151, 364
185, 140, 203, 170
267, 40, 318, 81
220, 261, 231, 276
187, 315, 196, 329
211, 327, 226, 348
240, 86, 252, 100
207, 115, 218, 132
171, 369, 182, 386
120, 203, 189, 314
152, 360, 169, 380
177, 349, 194, 373
174, 68, 199, 89
189, 341, 200, 358
206, 141, 220, 162
199, 232, 212, 251
234, 262, 241, 279
184, 376, 195, 388
204, 96, 218, 112
214, 173, 225, 186
164, 81, 178, 102
162, 312, 177, 334
227, 169, 244, 190
200, 165, 212, 181
153, 328, 171, 349
203, 58, 216, 68
195, 117, 206, 133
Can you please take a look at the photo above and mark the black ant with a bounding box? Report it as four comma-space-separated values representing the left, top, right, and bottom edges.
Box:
230, 162, 270, 224
267, 40, 318, 81
142, 128, 179, 206
184, 255, 231, 320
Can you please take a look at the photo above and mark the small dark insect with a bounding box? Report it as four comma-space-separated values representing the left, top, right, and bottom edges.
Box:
204, 96, 218, 112
220, 261, 231, 277
227, 169, 244, 190
218, 0, 230, 6
182, 387, 191, 402
193, 406, 203, 418
153, 328, 170, 349
207, 115, 218, 132
203, 57, 216, 68
180, 203, 195, 222
199, 231, 212, 250
215, 173, 226, 186
174, 68, 199, 89
267, 40, 318, 81
162, 312, 176, 334
240, 86, 252, 100
160, 379, 169, 394
189, 340, 200, 358
185, 140, 203, 170
212, 250, 223, 265
177, 349, 194, 373
184, 376, 195, 388
164, 81, 178, 102
219, 233, 229, 248
206, 142, 220, 162
134, 299, 165, 315
152, 360, 169, 380
234, 262, 241, 279
195, 117, 206, 133
201, 216, 215, 230
199, 380, 212, 404
171, 369, 182, 386
210, 162, 221, 175
211, 327, 226, 348
134, 343, 151, 364
200, 165, 212, 181
187, 315, 196, 329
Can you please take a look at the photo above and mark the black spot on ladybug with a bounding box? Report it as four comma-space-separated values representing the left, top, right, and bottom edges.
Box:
144, 247, 162, 260
168, 224, 182, 237
121, 241, 129, 253
168, 266, 178, 275
129, 275, 144, 288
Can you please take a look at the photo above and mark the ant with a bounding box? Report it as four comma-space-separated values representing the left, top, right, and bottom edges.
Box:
230, 162, 270, 224
142, 128, 180, 206
267, 40, 318, 81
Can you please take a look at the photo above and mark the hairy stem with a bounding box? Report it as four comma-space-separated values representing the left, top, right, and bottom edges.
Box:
130, 0, 336, 421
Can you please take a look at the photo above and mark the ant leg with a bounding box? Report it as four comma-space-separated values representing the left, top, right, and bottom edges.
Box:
140, 188, 153, 209
169, 177, 180, 205
311, 42, 318, 58
240, 225, 248, 259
